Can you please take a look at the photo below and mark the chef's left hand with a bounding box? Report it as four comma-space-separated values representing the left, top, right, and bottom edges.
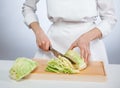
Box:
69, 28, 102, 64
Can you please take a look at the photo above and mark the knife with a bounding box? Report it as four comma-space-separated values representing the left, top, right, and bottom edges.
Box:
49, 47, 75, 64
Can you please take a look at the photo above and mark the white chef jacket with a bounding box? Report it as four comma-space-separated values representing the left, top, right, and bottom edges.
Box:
22, 0, 117, 38
22, 0, 117, 64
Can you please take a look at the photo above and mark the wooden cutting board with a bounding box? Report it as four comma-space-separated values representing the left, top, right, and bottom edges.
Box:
25, 59, 106, 82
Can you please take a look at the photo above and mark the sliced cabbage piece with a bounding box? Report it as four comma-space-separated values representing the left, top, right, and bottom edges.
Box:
45, 56, 79, 74
65, 50, 87, 70
9, 57, 38, 80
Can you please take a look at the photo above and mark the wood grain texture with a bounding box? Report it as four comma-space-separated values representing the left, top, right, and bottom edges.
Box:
25, 59, 107, 82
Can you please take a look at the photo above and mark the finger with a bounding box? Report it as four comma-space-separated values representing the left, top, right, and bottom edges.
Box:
81, 47, 89, 64
36, 39, 40, 46
42, 41, 45, 44
86, 44, 91, 62
84, 54, 88, 64
68, 43, 77, 50
37, 42, 41, 47
84, 48, 88, 63
45, 41, 50, 51
37, 41, 42, 49
41, 41, 46, 51
38, 43, 42, 49
80, 48, 85, 59
84, 47, 91, 64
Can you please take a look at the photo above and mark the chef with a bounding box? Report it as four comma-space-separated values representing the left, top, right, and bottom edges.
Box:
22, 0, 117, 64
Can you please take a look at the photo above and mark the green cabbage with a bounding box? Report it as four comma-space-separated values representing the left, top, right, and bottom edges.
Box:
9, 57, 38, 80
45, 56, 79, 74
46, 50, 87, 74
65, 50, 87, 70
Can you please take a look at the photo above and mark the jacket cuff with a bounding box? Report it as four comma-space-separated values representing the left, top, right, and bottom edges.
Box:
24, 13, 38, 27
96, 21, 112, 38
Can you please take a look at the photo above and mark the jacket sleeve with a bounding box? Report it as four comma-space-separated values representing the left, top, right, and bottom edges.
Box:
96, 0, 117, 38
22, 0, 40, 27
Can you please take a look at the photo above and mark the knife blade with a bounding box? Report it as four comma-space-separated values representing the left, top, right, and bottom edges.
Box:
49, 47, 75, 64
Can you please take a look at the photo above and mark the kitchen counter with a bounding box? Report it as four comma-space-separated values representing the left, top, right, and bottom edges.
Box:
0, 60, 120, 88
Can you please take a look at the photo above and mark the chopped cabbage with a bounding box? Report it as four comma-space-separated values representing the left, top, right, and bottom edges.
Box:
65, 50, 87, 70
9, 57, 38, 80
45, 56, 79, 74
46, 50, 87, 74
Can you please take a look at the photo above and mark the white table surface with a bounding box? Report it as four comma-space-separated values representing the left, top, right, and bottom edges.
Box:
0, 60, 120, 88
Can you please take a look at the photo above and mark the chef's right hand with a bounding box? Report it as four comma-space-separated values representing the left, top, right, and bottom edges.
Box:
35, 30, 51, 51
30, 22, 51, 51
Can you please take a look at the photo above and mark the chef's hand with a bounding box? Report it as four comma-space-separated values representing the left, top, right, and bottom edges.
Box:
30, 22, 51, 51
35, 30, 51, 51
69, 28, 102, 63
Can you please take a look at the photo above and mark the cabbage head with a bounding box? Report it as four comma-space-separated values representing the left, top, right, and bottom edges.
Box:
9, 57, 38, 80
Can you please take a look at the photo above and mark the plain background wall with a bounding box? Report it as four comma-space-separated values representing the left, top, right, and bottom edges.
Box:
0, 0, 120, 64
